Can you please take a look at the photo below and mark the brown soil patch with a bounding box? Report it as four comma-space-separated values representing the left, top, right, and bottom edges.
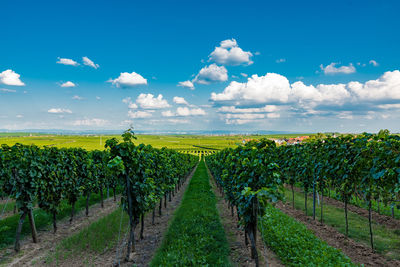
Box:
1, 196, 119, 267
277, 201, 400, 267
56, 165, 198, 267
206, 165, 284, 267
291, 186, 400, 230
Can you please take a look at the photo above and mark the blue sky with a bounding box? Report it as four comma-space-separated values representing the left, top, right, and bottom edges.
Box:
1, 0, 400, 133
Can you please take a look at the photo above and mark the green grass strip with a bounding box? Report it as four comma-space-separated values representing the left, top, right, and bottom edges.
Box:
0, 200, 15, 215
326, 189, 400, 220
260, 205, 357, 267
0, 190, 110, 249
151, 160, 230, 267
284, 189, 400, 260
45, 207, 129, 265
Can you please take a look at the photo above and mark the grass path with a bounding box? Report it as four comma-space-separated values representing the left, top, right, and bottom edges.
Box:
151, 159, 230, 266
284, 189, 400, 261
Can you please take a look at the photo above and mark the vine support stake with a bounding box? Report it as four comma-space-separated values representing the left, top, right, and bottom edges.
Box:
28, 208, 38, 243
125, 173, 135, 262
14, 211, 27, 252
368, 200, 374, 251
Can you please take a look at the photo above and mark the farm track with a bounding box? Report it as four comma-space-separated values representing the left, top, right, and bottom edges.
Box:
61, 164, 198, 267
277, 201, 400, 267
206, 164, 284, 267
1, 196, 119, 267
291, 186, 400, 230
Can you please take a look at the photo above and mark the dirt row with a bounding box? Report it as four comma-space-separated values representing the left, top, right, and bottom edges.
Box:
58, 165, 198, 267
206, 165, 284, 267
2, 196, 119, 267
290, 186, 400, 230
277, 201, 400, 267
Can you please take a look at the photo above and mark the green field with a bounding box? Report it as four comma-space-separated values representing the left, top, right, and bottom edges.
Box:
0, 133, 310, 153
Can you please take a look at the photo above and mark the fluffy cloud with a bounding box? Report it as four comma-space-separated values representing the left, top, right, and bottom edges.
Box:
128, 110, 153, 118
0, 70, 25, 86
122, 97, 132, 104
291, 81, 350, 104
377, 103, 400, 109
48, 108, 72, 114
369, 60, 379, 67
57, 57, 79, 66
218, 105, 278, 113
211, 73, 291, 103
136, 94, 170, 109
194, 64, 228, 84
347, 70, 400, 100
161, 110, 175, 117
108, 72, 147, 88
218, 105, 280, 125
211, 70, 400, 123
72, 118, 108, 126
320, 63, 356, 75
173, 96, 189, 105
162, 107, 206, 117
177, 80, 194, 90
82, 56, 99, 69
60, 81, 76, 87
176, 107, 206, 116
209, 39, 253, 66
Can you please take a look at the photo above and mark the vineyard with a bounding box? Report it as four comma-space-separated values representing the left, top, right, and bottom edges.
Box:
0, 131, 399, 266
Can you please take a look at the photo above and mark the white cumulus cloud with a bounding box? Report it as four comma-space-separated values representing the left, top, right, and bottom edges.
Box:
218, 105, 278, 113
369, 60, 379, 67
209, 39, 253, 66
178, 80, 195, 90
48, 108, 72, 114
194, 64, 228, 84
108, 72, 147, 88
60, 81, 76, 87
57, 57, 79, 66
161, 110, 175, 117
347, 70, 400, 101
211, 70, 400, 124
173, 96, 189, 105
135, 94, 170, 109
211, 73, 291, 103
176, 107, 206, 116
320, 63, 356, 75
0, 70, 25, 86
82, 56, 99, 69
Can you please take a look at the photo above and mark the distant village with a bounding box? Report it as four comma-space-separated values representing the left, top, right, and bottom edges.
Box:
272, 136, 310, 145
242, 133, 339, 145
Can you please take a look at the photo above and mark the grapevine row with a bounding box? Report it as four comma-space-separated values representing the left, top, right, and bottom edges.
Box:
0, 129, 197, 257
206, 131, 400, 265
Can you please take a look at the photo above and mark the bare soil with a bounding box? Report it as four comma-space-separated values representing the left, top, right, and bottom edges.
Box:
56, 165, 198, 267
277, 201, 400, 267
207, 166, 284, 267
1, 196, 119, 267
291, 186, 400, 230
